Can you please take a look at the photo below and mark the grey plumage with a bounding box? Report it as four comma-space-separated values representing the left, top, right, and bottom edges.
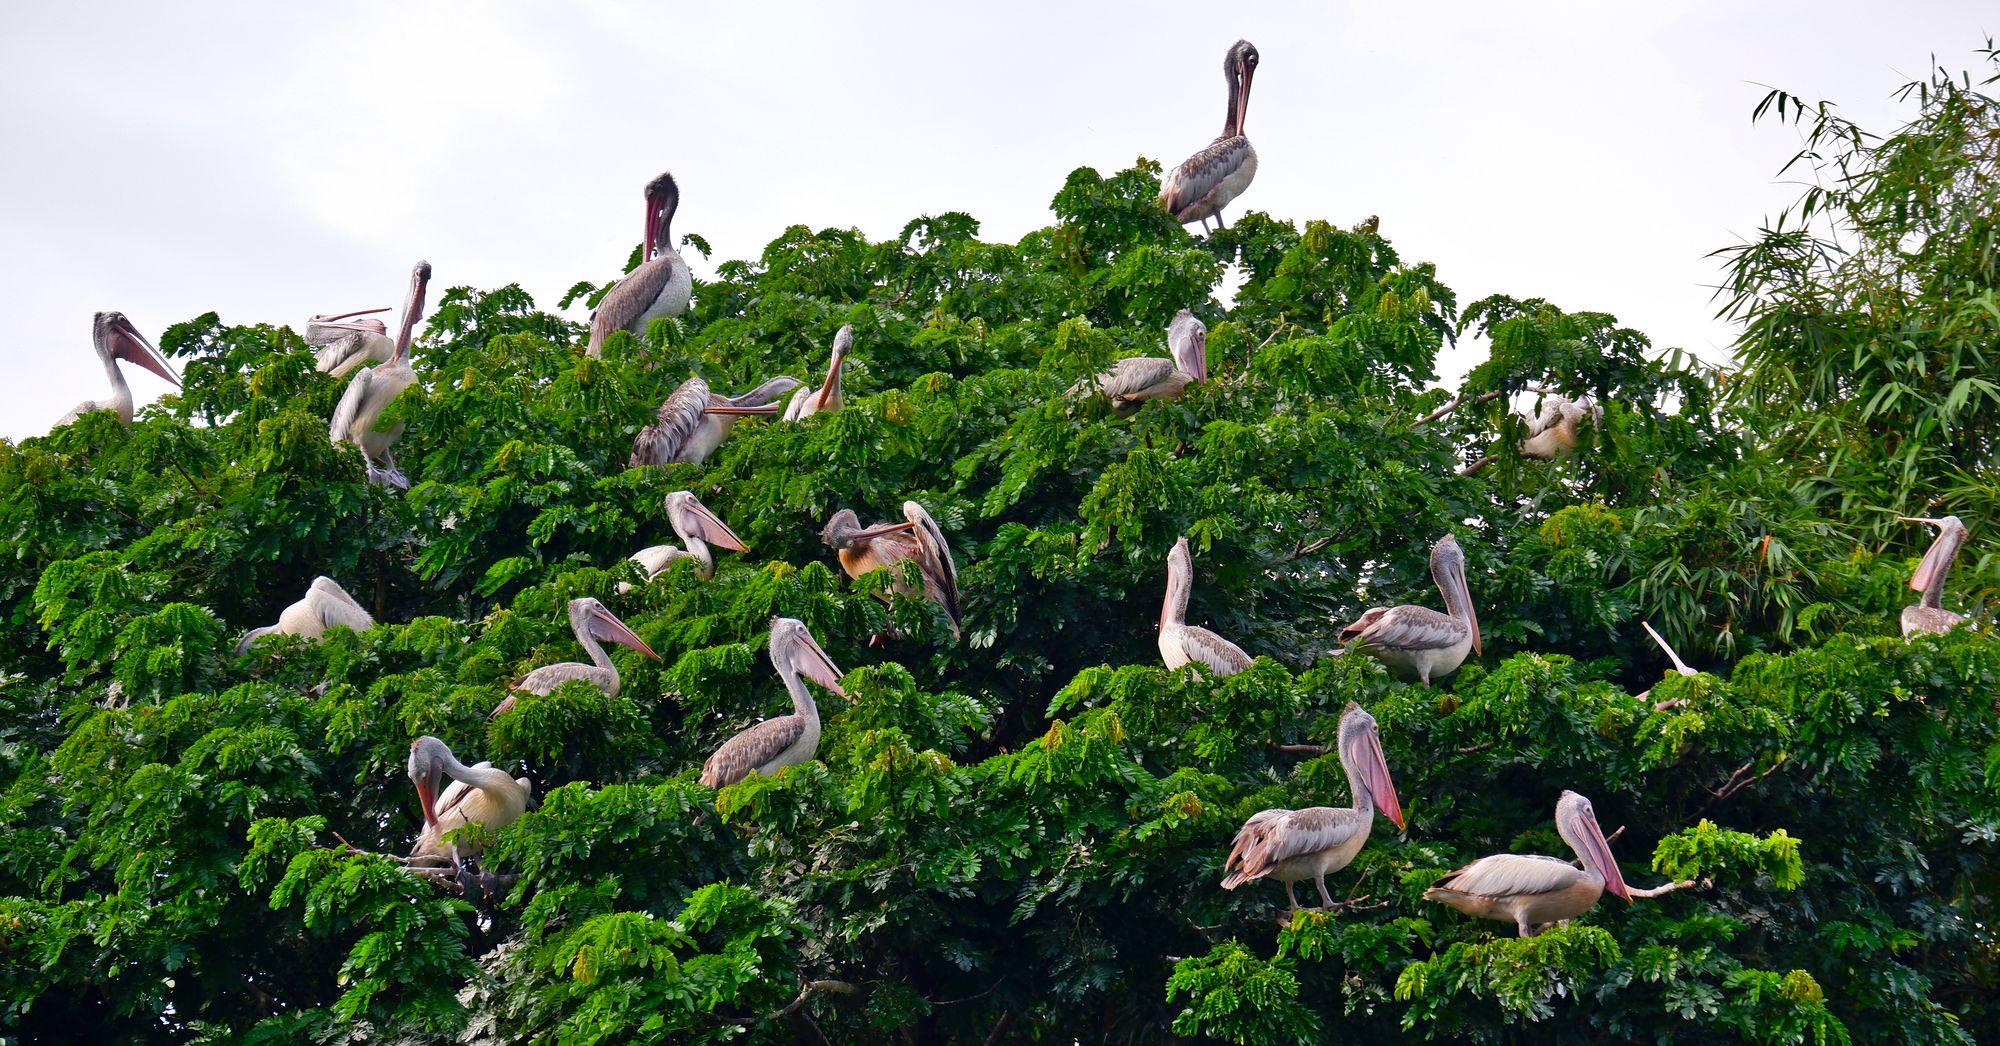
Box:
588, 171, 692, 356
699, 618, 848, 788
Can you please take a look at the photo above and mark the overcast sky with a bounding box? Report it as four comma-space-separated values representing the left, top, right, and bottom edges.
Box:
2, 2, 1991, 441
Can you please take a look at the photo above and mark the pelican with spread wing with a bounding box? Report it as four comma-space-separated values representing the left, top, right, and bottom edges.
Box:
629, 375, 803, 467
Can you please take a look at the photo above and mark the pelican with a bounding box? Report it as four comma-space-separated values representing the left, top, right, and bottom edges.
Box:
1160, 536, 1252, 676
1338, 534, 1480, 686
1900, 515, 1969, 637
329, 261, 431, 489
1460, 395, 1603, 476
587, 171, 693, 356
1071, 310, 1208, 414
1424, 790, 1634, 937
628, 375, 804, 467
1158, 40, 1260, 234
488, 597, 660, 718
617, 491, 748, 592
782, 325, 852, 421
1221, 703, 1404, 913
235, 576, 375, 655
699, 617, 848, 788
407, 735, 533, 865
56, 312, 181, 428
307, 306, 393, 378
821, 501, 962, 638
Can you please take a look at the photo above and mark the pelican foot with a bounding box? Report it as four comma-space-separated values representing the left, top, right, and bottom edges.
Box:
366, 465, 411, 490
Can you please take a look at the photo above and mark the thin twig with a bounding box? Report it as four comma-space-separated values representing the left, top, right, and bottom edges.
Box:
1272, 742, 1328, 756
1416, 383, 1556, 427
1455, 740, 1497, 755
1458, 454, 1499, 477
766, 980, 857, 1022
1279, 534, 1336, 563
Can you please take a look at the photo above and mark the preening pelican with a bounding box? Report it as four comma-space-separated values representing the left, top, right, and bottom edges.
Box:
329, 261, 431, 489
1424, 791, 1633, 937
699, 617, 849, 788
1221, 703, 1404, 913
56, 312, 181, 428
1071, 310, 1208, 414
1460, 395, 1602, 476
1339, 534, 1480, 686
821, 501, 962, 638
1160, 536, 1252, 676
308, 306, 393, 378
235, 576, 375, 655
488, 597, 660, 718
618, 491, 748, 592
587, 171, 693, 356
1158, 40, 1260, 234
783, 325, 852, 421
629, 375, 804, 467
407, 735, 533, 865
1900, 515, 1969, 637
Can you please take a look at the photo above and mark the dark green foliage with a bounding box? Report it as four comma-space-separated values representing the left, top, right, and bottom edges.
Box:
2, 54, 1998, 1045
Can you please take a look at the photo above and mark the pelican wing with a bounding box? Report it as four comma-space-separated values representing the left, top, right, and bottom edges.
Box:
1179, 625, 1252, 675
1426, 853, 1584, 900
1077, 356, 1179, 404
329, 368, 375, 445
903, 502, 961, 634
629, 377, 710, 467
1159, 135, 1254, 220
513, 661, 607, 697
589, 254, 687, 354
630, 544, 690, 580
1221, 807, 1366, 886
1352, 605, 1467, 653
312, 330, 394, 377
305, 577, 374, 633
699, 715, 807, 789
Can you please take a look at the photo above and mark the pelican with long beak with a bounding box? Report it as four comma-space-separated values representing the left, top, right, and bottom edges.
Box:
1899, 515, 1969, 637
628, 375, 804, 467
1338, 534, 1480, 686
1160, 536, 1252, 676
783, 325, 852, 421
329, 261, 431, 489
307, 305, 393, 378
235, 576, 375, 655
407, 735, 533, 865
821, 501, 962, 638
488, 597, 660, 717
588, 171, 693, 356
1424, 791, 1634, 936
1460, 395, 1603, 476
1221, 703, 1404, 913
699, 617, 850, 787
1071, 309, 1208, 414
56, 311, 181, 428
1158, 40, 1260, 234
618, 491, 748, 592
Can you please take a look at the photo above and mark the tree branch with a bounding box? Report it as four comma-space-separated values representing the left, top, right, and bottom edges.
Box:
767, 980, 857, 1021
1627, 878, 1708, 899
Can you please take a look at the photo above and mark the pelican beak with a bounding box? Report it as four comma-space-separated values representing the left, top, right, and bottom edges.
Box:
588, 604, 661, 661
1578, 807, 1631, 902
687, 498, 749, 552
818, 347, 846, 409
1235, 55, 1255, 135
850, 521, 918, 541
1358, 725, 1404, 830
702, 404, 782, 415
112, 317, 181, 387
794, 628, 851, 702
1438, 547, 1481, 656
1901, 517, 1964, 594
393, 262, 432, 362
407, 746, 442, 828
314, 306, 391, 323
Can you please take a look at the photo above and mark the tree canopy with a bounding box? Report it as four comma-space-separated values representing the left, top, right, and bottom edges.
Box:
1, 50, 1996, 1045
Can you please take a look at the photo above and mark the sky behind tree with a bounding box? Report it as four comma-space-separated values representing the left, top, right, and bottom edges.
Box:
1, 1, 1991, 440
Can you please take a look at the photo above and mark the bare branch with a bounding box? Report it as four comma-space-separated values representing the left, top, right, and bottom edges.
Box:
1271, 742, 1328, 756
1627, 877, 1710, 900
767, 980, 858, 1022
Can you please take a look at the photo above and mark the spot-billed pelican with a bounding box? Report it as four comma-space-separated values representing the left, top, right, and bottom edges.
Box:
821, 501, 962, 638
56, 312, 181, 428
783, 325, 851, 421
618, 491, 748, 592
1338, 534, 1480, 686
1160, 536, 1252, 676
1158, 40, 1260, 234
488, 597, 660, 718
235, 576, 375, 655
1423, 791, 1634, 937
407, 735, 533, 865
587, 171, 693, 356
1900, 515, 1969, 637
1071, 309, 1208, 414
329, 261, 431, 489
699, 617, 848, 788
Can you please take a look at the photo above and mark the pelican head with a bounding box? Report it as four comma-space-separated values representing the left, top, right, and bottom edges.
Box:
819, 325, 854, 409
1555, 790, 1631, 902
770, 616, 847, 699
820, 508, 915, 549
1167, 309, 1208, 382
1898, 515, 1968, 595
1431, 534, 1481, 655
1225, 40, 1260, 136
1337, 702, 1404, 829
94, 311, 180, 386
392, 261, 433, 363
666, 491, 748, 552
644, 171, 680, 261
406, 735, 463, 829
568, 597, 661, 661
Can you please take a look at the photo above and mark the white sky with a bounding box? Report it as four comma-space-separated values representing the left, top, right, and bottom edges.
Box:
1, 2, 1991, 441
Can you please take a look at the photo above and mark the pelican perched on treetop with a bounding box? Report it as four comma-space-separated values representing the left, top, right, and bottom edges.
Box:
699, 617, 849, 788
1424, 791, 1634, 937
1460, 395, 1603, 476
1160, 536, 1252, 676
1221, 703, 1403, 914
329, 261, 431, 489
618, 491, 748, 592
55, 311, 181, 429
1071, 310, 1209, 414
308, 306, 393, 378
588, 171, 692, 356
783, 325, 852, 421
1158, 40, 1260, 234
821, 501, 962, 638
235, 576, 375, 655
1899, 515, 1969, 637
1338, 534, 1480, 686
407, 735, 533, 866
628, 375, 804, 467
488, 597, 660, 718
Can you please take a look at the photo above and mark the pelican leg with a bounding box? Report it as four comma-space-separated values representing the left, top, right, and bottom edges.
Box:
1282, 881, 1301, 912
1314, 876, 1336, 909
1213, 211, 1229, 231
1198, 216, 1212, 236
1518, 920, 1541, 938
